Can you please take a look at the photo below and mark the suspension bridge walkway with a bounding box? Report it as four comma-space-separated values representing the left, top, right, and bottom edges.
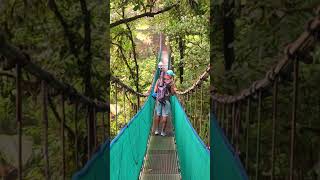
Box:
0, 5, 320, 180
73, 36, 212, 180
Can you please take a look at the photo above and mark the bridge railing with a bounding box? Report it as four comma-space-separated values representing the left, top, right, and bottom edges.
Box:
212, 7, 320, 180
176, 65, 211, 146
109, 76, 150, 139
0, 32, 108, 179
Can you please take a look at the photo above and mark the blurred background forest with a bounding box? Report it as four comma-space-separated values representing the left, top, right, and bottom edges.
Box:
0, 0, 210, 179
0, 0, 108, 179
1, 0, 319, 179
212, 0, 320, 179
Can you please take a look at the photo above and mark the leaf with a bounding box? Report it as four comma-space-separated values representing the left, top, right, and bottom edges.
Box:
133, 4, 140, 11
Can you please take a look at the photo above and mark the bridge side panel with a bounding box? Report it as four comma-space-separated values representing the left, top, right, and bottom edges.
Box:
171, 96, 210, 180
211, 113, 248, 180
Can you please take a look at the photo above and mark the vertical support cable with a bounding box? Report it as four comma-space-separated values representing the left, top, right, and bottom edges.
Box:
235, 102, 240, 152
189, 93, 192, 116
184, 94, 186, 112
232, 103, 235, 145
290, 57, 299, 180
74, 102, 79, 169
102, 113, 106, 140
187, 93, 189, 115
190, 93, 192, 117
271, 79, 278, 180
226, 104, 230, 138
217, 102, 220, 124
93, 106, 97, 147
191, 91, 194, 124
194, 88, 197, 130
16, 64, 22, 180
61, 94, 66, 180
86, 105, 91, 159
184, 95, 186, 109
136, 94, 138, 113
255, 90, 262, 180
130, 93, 133, 119
245, 98, 251, 170
123, 88, 126, 124
208, 112, 210, 146
221, 103, 225, 131
214, 100, 217, 114
200, 85, 203, 136
41, 81, 49, 179
138, 95, 140, 111
115, 83, 118, 133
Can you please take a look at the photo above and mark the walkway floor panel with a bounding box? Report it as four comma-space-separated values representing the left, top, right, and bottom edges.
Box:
140, 119, 181, 180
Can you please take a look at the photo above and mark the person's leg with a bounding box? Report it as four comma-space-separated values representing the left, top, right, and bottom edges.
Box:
161, 100, 170, 136
154, 102, 162, 135
155, 115, 160, 128
161, 116, 167, 132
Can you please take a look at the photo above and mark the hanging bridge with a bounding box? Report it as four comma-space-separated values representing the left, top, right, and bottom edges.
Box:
0, 5, 320, 180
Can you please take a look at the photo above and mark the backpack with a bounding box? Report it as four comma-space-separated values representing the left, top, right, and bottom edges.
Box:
156, 74, 171, 105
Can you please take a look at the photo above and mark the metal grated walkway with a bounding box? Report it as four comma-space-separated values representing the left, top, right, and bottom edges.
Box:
140, 118, 181, 180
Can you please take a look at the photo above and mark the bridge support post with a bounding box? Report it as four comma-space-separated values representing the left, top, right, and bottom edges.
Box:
60, 94, 66, 180
245, 98, 251, 170
16, 64, 22, 180
290, 57, 299, 180
123, 88, 126, 124
231, 103, 235, 145
271, 78, 278, 180
42, 81, 50, 179
255, 91, 262, 180
87, 105, 95, 160
74, 102, 79, 170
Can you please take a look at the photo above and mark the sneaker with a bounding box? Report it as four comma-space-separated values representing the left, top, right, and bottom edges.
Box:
160, 131, 166, 137
154, 129, 159, 135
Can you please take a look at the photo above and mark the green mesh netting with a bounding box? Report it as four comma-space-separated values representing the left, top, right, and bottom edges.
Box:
72, 142, 109, 179
73, 89, 157, 180
170, 96, 210, 180
109, 46, 162, 180
110, 96, 155, 180
211, 113, 248, 180
72, 43, 162, 180
73, 96, 155, 180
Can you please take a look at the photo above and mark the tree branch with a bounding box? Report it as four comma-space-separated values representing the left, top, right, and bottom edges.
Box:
125, 24, 139, 93
110, 4, 178, 28
47, 0, 79, 56
48, 97, 75, 140
79, 0, 93, 98
111, 42, 136, 80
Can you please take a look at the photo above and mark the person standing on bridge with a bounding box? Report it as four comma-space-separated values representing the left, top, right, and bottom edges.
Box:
152, 69, 176, 136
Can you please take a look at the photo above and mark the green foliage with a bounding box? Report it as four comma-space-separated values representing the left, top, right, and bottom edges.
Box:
213, 0, 320, 178
0, 0, 108, 178
110, 0, 210, 143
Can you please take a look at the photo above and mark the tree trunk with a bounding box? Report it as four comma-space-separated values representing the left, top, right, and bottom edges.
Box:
80, 0, 93, 98
178, 36, 184, 84
126, 23, 140, 108
223, 0, 235, 71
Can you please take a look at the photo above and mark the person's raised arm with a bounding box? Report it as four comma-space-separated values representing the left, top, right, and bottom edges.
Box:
154, 80, 159, 93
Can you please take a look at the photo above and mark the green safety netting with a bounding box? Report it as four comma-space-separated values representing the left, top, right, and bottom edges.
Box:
170, 96, 210, 179
72, 43, 162, 180
72, 141, 109, 179
211, 113, 248, 180
110, 96, 155, 180
109, 45, 163, 180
